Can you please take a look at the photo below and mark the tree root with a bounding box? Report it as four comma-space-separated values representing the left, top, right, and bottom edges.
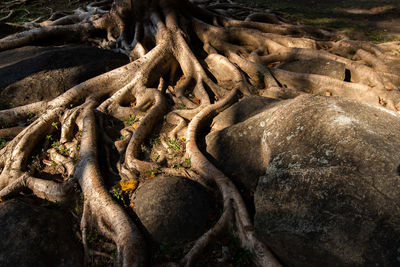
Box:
0, 0, 399, 266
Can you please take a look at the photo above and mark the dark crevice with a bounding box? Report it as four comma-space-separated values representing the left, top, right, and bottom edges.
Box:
344, 69, 351, 82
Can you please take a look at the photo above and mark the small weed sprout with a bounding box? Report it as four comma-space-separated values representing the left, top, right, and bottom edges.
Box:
118, 135, 126, 141
0, 137, 6, 149
51, 122, 59, 129
51, 141, 60, 149
184, 157, 191, 168
167, 139, 181, 151
0, 118, 9, 128
111, 250, 117, 258
112, 187, 122, 200
126, 115, 139, 126
150, 137, 160, 147
26, 112, 35, 123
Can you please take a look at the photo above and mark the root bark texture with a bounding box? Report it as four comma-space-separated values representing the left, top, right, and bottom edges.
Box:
0, 0, 399, 266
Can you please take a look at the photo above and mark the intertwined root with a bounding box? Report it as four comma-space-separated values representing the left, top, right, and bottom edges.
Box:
1, 0, 399, 266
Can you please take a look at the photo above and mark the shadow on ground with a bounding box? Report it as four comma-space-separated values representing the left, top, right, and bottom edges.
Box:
237, 0, 400, 41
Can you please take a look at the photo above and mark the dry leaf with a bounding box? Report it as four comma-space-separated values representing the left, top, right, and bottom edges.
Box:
120, 180, 138, 191
192, 97, 200, 104
132, 122, 139, 130
386, 88, 393, 91
227, 86, 233, 90
325, 91, 332, 96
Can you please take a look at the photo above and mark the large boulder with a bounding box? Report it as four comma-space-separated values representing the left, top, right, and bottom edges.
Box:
0, 198, 83, 266
278, 58, 346, 81
0, 45, 128, 109
206, 95, 400, 266
132, 176, 215, 244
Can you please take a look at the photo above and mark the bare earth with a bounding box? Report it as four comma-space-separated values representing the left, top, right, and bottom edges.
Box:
238, 0, 400, 41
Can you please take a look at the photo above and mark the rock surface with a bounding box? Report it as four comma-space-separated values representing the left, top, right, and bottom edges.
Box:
0, 45, 128, 109
132, 176, 215, 244
278, 58, 346, 80
206, 95, 400, 266
0, 198, 83, 266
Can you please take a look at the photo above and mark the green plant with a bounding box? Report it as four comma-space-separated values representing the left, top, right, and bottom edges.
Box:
150, 137, 160, 147
51, 141, 60, 149
167, 139, 181, 151
112, 187, 122, 200
183, 157, 191, 168
146, 169, 159, 178
125, 115, 138, 126
26, 112, 35, 123
51, 121, 59, 129
0, 137, 6, 149
173, 163, 183, 169
177, 103, 186, 110
153, 154, 160, 161
0, 118, 9, 129
118, 135, 126, 141
111, 250, 117, 258
46, 135, 53, 141
229, 233, 255, 265
59, 147, 69, 156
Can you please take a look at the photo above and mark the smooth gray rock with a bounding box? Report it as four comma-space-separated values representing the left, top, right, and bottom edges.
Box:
0, 198, 83, 267
278, 58, 346, 80
0, 45, 128, 109
206, 95, 400, 266
132, 176, 215, 244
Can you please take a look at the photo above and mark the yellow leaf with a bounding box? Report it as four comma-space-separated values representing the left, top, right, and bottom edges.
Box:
120, 181, 138, 191
132, 122, 139, 130
325, 91, 332, 96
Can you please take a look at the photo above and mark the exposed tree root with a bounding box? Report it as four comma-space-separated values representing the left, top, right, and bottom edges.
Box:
0, 0, 399, 266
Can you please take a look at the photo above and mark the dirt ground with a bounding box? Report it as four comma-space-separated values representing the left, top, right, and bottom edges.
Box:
237, 0, 400, 41
1, 0, 399, 42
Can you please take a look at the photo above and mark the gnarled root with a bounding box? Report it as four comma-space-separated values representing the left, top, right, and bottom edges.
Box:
75, 101, 146, 266
185, 89, 281, 266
